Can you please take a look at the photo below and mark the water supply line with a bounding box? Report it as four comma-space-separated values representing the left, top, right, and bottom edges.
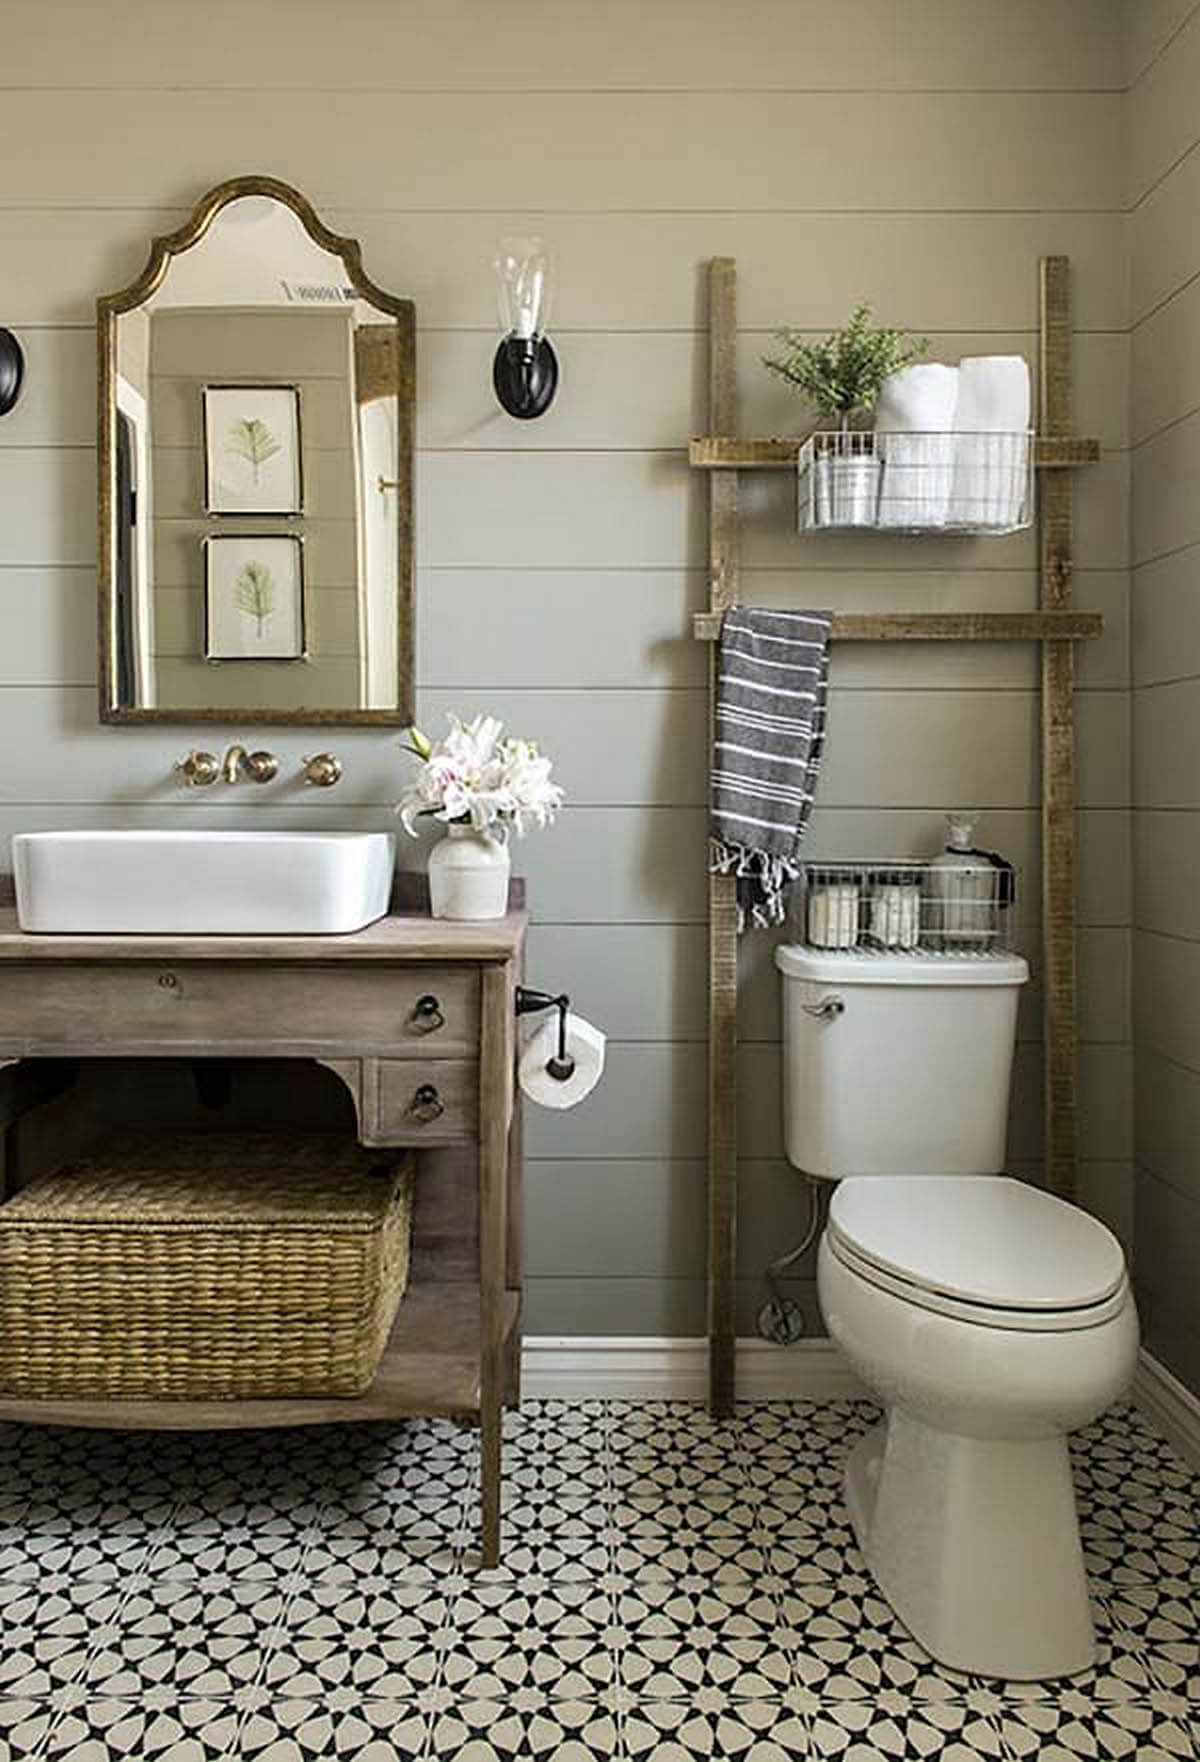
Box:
757, 1173, 829, 1345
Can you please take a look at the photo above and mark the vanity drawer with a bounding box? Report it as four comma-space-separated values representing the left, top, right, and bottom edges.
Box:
0, 963, 480, 1057
367, 1059, 478, 1146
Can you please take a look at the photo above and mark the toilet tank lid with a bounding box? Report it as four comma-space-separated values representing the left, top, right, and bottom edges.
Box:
828, 1176, 1127, 1312
775, 947, 1030, 986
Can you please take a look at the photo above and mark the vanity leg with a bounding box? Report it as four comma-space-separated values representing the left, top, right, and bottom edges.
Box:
480, 1397, 502, 1568
478, 963, 512, 1568
504, 1079, 524, 1408
503, 1301, 522, 1409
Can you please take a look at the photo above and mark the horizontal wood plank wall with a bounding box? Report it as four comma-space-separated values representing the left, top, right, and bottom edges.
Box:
1128, 0, 1200, 1397
3, 0, 1129, 1339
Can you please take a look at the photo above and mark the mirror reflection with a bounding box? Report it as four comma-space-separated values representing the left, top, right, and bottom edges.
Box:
100, 178, 414, 724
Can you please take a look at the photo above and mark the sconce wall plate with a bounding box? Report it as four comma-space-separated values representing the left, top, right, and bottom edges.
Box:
0, 329, 23, 417
493, 334, 558, 420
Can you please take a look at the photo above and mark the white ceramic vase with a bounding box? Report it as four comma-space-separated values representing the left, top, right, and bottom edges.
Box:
428, 824, 511, 920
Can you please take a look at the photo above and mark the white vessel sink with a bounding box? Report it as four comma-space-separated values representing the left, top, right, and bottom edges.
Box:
13, 831, 396, 936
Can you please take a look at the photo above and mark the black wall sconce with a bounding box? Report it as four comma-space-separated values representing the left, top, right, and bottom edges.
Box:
492, 237, 558, 420
0, 329, 24, 417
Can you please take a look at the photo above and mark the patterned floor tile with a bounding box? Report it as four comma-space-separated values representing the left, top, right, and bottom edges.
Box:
262, 1578, 449, 1700
778, 1558, 973, 1706
239, 1698, 429, 1760
609, 1496, 767, 1581
506, 1401, 608, 1445
84, 1577, 284, 1700
993, 1698, 1197, 1760
622, 1698, 810, 1759
738, 1401, 880, 1462
0, 1697, 56, 1760
613, 1573, 792, 1701
609, 1440, 748, 1505
0, 1398, 1194, 1762
0, 1494, 170, 1582
808, 1701, 1005, 1759
427, 1698, 620, 1759
465, 1534, 612, 1583
301, 1488, 467, 1582
145, 1522, 311, 1582
608, 1402, 740, 1455
440, 1575, 616, 1702
39, 1697, 242, 1761
0, 1578, 123, 1698
503, 1453, 609, 1505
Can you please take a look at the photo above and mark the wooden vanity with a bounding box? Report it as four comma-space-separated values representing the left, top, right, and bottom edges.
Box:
0, 901, 527, 1566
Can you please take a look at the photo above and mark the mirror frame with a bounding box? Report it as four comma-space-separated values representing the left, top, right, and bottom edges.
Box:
97, 174, 415, 725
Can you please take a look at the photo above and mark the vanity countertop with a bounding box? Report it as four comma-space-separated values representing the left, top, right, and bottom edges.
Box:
0, 909, 528, 964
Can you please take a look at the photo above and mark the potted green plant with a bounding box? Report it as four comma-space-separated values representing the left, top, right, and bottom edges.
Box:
764, 305, 927, 528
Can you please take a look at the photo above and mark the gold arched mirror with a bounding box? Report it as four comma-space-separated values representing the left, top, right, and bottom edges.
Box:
98, 176, 414, 724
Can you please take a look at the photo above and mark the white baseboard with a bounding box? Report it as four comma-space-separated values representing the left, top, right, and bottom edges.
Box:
521, 1335, 866, 1402
522, 1339, 1200, 1469
1133, 1349, 1200, 1470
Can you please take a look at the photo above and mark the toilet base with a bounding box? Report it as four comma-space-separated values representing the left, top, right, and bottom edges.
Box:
844, 1412, 1095, 1681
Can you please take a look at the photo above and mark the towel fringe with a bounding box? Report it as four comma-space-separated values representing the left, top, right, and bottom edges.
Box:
709, 838, 799, 932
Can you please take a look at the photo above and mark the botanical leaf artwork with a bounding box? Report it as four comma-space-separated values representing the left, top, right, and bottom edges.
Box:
225, 417, 282, 485
235, 560, 276, 635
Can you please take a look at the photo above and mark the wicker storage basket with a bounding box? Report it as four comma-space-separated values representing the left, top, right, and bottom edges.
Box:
0, 1131, 415, 1401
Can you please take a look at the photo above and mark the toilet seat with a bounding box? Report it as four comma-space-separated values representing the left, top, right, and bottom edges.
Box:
826, 1175, 1129, 1333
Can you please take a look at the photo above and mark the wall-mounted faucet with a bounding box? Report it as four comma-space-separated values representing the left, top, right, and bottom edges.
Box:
175, 747, 278, 787
222, 744, 278, 785
175, 750, 220, 788
302, 753, 342, 788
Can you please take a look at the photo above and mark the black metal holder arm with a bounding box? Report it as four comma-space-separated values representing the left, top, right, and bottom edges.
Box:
514, 986, 576, 1081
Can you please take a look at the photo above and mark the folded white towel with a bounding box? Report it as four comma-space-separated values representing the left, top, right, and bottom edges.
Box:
951, 355, 1031, 529
874, 363, 959, 528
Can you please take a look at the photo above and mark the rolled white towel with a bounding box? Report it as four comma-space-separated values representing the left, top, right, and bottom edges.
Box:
874, 363, 959, 528
951, 355, 1031, 529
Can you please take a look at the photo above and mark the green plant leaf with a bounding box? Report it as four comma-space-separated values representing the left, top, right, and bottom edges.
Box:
235, 560, 275, 635
225, 417, 283, 485
762, 304, 928, 425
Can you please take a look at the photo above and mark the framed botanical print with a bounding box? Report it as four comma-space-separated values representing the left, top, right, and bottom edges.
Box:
203, 383, 303, 515
203, 535, 306, 661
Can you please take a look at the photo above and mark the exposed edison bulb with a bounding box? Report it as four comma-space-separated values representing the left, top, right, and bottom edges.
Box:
494, 236, 552, 342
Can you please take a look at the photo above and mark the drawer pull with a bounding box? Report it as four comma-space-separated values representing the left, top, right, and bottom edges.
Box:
411, 994, 445, 1033
407, 1083, 445, 1124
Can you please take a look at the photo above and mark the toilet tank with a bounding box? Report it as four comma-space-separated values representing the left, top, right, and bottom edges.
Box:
776, 947, 1029, 1179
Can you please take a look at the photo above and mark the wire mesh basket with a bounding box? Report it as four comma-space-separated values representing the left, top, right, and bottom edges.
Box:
796, 429, 1034, 535
794, 858, 1018, 955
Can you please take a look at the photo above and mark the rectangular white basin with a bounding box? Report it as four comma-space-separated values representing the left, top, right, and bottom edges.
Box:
13, 831, 396, 936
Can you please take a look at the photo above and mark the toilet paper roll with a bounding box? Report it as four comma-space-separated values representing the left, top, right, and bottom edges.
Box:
519, 1012, 606, 1110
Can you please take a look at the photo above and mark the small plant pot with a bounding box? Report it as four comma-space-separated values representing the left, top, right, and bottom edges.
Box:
807, 444, 881, 530
428, 825, 511, 920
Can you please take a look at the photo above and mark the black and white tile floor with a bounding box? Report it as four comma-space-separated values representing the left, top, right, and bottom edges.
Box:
0, 1400, 1194, 1760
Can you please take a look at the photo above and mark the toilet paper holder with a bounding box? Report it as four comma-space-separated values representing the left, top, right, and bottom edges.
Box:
515, 986, 576, 1082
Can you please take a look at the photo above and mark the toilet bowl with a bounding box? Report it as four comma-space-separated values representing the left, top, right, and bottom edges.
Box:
776, 944, 1140, 1681
818, 1175, 1138, 1679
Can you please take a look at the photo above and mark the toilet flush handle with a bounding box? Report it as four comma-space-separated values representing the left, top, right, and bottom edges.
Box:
802, 995, 845, 1021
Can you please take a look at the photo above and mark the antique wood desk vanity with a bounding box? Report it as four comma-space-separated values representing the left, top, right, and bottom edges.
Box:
0, 899, 526, 1567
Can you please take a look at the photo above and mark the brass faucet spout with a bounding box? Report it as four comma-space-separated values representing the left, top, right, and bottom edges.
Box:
222, 744, 248, 784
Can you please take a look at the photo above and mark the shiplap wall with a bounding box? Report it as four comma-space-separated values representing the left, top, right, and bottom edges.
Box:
1129, 0, 1200, 1395
1, 0, 1131, 1337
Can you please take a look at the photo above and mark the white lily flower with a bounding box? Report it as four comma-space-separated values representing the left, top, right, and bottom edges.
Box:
395, 712, 565, 839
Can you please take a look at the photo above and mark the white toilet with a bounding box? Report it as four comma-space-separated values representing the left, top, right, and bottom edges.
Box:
776, 945, 1139, 1682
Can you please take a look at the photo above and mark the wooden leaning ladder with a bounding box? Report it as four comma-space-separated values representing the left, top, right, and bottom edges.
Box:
689, 256, 1102, 1415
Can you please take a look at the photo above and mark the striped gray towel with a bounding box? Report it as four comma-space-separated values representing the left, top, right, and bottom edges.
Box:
710, 608, 832, 930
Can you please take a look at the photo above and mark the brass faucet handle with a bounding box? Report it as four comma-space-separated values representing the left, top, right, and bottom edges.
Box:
245, 750, 278, 784
302, 752, 343, 788
176, 749, 221, 788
